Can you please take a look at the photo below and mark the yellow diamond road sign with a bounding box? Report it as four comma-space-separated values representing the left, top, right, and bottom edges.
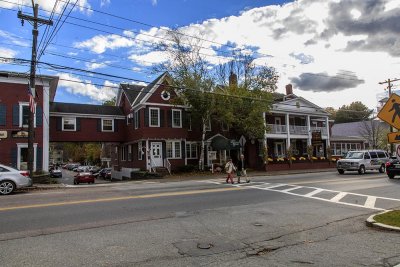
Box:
377, 93, 400, 130
387, 132, 400, 144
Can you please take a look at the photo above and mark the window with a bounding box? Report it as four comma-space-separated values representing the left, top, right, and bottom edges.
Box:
377, 151, 386, 158
134, 110, 139, 129
149, 108, 160, 127
161, 90, 170, 101
102, 119, 114, 132
19, 103, 36, 128
166, 141, 181, 159
138, 141, 143, 160
62, 117, 76, 131
121, 146, 127, 161
186, 142, 197, 159
172, 109, 182, 128
369, 152, 378, 159
128, 145, 132, 161
0, 167, 10, 172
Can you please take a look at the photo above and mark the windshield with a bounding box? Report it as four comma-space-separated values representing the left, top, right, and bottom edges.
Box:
345, 152, 364, 159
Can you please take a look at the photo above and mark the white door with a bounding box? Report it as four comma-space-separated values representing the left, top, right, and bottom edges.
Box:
151, 142, 163, 167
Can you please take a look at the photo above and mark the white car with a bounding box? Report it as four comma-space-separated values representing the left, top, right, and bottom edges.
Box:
0, 164, 33, 195
336, 150, 390, 175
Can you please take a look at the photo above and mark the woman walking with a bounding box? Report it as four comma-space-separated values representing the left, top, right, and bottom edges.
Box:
225, 158, 236, 184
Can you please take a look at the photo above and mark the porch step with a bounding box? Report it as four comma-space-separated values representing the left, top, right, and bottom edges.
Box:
154, 167, 170, 176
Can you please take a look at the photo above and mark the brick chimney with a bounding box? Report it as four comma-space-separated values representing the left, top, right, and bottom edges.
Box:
285, 84, 293, 95
229, 71, 238, 88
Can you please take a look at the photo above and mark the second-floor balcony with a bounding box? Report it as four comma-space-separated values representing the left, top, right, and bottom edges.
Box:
267, 124, 327, 135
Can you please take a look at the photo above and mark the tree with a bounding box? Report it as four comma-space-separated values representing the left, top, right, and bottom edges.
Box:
102, 97, 116, 106
335, 101, 373, 123
358, 119, 389, 150
155, 31, 278, 170
325, 107, 337, 120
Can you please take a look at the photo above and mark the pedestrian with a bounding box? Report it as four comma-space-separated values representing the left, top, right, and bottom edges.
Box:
237, 154, 250, 183
225, 158, 236, 184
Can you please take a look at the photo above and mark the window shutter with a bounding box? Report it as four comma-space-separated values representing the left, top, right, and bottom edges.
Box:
56, 117, 62, 131
160, 110, 164, 127
36, 106, 43, 127
12, 104, 19, 126
168, 110, 172, 127
144, 108, 149, 127
181, 141, 186, 159
114, 119, 118, 132
0, 104, 6, 126
36, 147, 43, 171
97, 119, 101, 132
11, 147, 17, 169
132, 112, 135, 129
182, 111, 187, 129
162, 142, 166, 159
76, 118, 81, 131
137, 110, 141, 128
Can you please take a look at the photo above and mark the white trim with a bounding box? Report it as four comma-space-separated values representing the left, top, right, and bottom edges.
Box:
62, 117, 76, 131
101, 118, 114, 132
186, 142, 198, 159
43, 85, 49, 172
166, 140, 182, 159
140, 73, 168, 104
149, 107, 160, 127
19, 102, 36, 128
161, 90, 171, 101
50, 112, 125, 119
134, 110, 139, 129
172, 109, 182, 128
16, 143, 37, 171
132, 102, 189, 110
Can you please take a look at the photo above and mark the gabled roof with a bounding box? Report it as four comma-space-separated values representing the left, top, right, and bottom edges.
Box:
272, 96, 329, 116
120, 84, 145, 105
50, 102, 124, 116
331, 120, 389, 138
134, 72, 170, 106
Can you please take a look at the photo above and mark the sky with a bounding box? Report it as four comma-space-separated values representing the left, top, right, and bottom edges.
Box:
0, 0, 400, 110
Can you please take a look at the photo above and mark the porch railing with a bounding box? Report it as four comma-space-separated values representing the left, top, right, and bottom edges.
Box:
267, 124, 327, 135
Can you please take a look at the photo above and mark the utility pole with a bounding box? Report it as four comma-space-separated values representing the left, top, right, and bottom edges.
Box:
18, 2, 52, 176
379, 78, 400, 155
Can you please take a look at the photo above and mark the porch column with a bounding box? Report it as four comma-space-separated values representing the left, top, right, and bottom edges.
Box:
263, 112, 268, 159
325, 116, 330, 148
307, 115, 311, 146
146, 139, 150, 172
286, 113, 290, 149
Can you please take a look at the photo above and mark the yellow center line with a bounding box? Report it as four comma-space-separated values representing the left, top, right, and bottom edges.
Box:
0, 187, 243, 212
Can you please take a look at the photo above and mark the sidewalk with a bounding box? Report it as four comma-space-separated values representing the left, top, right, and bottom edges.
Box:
27, 167, 336, 190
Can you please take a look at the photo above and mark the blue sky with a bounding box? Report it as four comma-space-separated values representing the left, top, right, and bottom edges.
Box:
1, 0, 400, 109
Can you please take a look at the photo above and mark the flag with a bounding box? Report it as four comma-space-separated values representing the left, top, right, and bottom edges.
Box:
28, 83, 35, 114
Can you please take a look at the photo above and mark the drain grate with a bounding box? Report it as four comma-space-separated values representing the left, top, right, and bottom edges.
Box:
197, 243, 213, 249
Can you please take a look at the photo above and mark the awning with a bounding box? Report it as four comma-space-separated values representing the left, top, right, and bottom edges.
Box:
211, 136, 230, 150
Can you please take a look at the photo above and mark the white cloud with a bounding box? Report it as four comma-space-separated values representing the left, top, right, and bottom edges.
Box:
74, 34, 136, 54
100, 0, 111, 8
85, 61, 112, 70
58, 73, 117, 102
151, 0, 157, 6
0, 47, 17, 58
0, 0, 92, 15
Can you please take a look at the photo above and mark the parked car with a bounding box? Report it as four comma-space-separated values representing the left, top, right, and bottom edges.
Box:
105, 169, 112, 180
0, 164, 33, 195
89, 166, 101, 174
98, 168, 112, 179
67, 163, 80, 171
336, 150, 389, 175
73, 172, 95, 185
385, 159, 400, 179
50, 169, 62, 178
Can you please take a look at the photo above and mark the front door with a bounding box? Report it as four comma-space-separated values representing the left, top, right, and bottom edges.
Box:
275, 142, 285, 158
150, 142, 163, 167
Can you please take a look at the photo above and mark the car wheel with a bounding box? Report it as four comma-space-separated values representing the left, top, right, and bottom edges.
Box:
358, 165, 365, 175
0, 180, 16, 195
379, 165, 385, 173
388, 174, 395, 179
338, 169, 345, 174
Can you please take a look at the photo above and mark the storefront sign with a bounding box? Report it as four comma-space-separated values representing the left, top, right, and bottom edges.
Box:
208, 151, 217, 160
12, 130, 29, 138
0, 131, 7, 139
312, 131, 322, 145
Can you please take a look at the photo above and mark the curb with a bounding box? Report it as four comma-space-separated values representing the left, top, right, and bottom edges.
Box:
366, 211, 400, 232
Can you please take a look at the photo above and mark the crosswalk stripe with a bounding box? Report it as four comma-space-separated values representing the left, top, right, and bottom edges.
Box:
280, 186, 302, 192
365, 196, 377, 209
330, 192, 348, 202
304, 188, 324, 197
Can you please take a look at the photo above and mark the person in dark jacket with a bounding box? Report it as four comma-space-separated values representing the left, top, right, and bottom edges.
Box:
237, 154, 250, 183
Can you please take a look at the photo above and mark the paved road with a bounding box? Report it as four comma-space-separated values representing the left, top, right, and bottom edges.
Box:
1, 171, 400, 266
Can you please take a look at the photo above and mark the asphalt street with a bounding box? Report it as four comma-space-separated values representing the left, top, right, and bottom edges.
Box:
1, 170, 400, 266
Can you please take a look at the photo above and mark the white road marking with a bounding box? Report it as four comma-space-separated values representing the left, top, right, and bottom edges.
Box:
364, 196, 377, 209
203, 179, 400, 211
330, 192, 348, 202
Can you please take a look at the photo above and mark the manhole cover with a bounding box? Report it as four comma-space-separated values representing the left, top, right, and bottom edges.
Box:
197, 243, 212, 249
253, 223, 263, 227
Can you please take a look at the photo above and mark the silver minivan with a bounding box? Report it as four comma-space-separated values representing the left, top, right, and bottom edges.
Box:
0, 164, 33, 195
336, 150, 390, 175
